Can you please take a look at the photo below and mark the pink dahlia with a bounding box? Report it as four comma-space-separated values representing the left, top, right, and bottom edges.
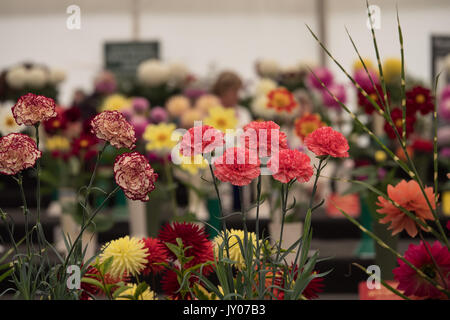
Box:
213, 147, 261, 186
158, 222, 214, 274
304, 126, 349, 158
140, 237, 169, 275
267, 149, 313, 184
321, 83, 346, 109
12, 93, 57, 126
113, 152, 158, 201
308, 67, 334, 90
0, 133, 42, 175
179, 124, 224, 156
91, 111, 136, 149
241, 121, 288, 157
393, 241, 450, 299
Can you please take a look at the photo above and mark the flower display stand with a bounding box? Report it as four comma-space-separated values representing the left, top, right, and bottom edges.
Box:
127, 199, 147, 238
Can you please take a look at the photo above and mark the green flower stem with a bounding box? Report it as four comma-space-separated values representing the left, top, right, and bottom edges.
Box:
417, 228, 448, 291
34, 124, 41, 225
164, 157, 178, 216
17, 173, 31, 258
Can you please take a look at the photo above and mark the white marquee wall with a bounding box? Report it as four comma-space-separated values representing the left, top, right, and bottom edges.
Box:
0, 0, 449, 105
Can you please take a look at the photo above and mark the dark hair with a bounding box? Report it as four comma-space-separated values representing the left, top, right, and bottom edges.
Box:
211, 71, 242, 96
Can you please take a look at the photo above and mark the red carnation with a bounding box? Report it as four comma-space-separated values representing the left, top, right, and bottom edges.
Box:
383, 108, 416, 140
267, 149, 313, 184
179, 124, 224, 156
304, 126, 349, 158
12, 93, 57, 126
406, 86, 434, 115
158, 222, 214, 275
43, 106, 67, 134
241, 121, 288, 157
213, 147, 261, 186
411, 138, 433, 153
393, 241, 450, 299
140, 237, 169, 275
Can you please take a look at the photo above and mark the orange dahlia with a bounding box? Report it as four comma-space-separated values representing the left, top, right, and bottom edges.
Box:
267, 87, 298, 113
294, 113, 325, 140
376, 180, 436, 237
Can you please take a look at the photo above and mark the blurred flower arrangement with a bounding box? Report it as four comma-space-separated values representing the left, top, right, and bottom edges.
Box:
0, 62, 65, 102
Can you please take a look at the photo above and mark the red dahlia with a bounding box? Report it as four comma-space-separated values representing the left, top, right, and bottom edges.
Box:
213, 147, 261, 186
161, 268, 197, 300
71, 133, 99, 160
411, 138, 433, 153
393, 241, 450, 299
158, 222, 214, 275
241, 120, 288, 156
406, 86, 434, 115
43, 106, 67, 134
357, 84, 387, 114
267, 149, 313, 184
179, 124, 224, 156
140, 237, 169, 275
383, 108, 416, 140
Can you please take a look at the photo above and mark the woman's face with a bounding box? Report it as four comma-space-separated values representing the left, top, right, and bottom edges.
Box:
220, 87, 240, 107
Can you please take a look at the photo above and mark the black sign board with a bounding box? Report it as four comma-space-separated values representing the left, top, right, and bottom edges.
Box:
431, 35, 450, 83
104, 41, 159, 80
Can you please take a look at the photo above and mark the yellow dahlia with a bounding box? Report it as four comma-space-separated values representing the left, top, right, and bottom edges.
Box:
45, 135, 71, 152
116, 284, 156, 300
213, 229, 257, 269
179, 153, 208, 175
382, 58, 402, 83
352, 58, 374, 72
143, 122, 180, 153
100, 94, 131, 112
204, 106, 237, 132
100, 236, 148, 278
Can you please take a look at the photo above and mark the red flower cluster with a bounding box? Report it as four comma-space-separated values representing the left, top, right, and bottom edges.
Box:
12, 93, 57, 126
0, 133, 42, 175
357, 84, 386, 114
80, 265, 129, 300
267, 149, 313, 183
140, 237, 169, 275
158, 222, 214, 274
241, 121, 288, 156
406, 86, 434, 115
179, 124, 223, 156
113, 152, 158, 201
411, 138, 433, 153
161, 268, 198, 300
305, 126, 349, 158
393, 241, 450, 299
71, 133, 99, 161
213, 147, 261, 186
383, 108, 416, 140
91, 111, 136, 149
43, 106, 67, 134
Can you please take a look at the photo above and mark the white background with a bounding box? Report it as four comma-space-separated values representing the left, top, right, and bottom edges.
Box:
0, 0, 449, 104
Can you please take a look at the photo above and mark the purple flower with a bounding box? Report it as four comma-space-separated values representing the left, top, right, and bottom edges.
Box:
439, 95, 450, 121
132, 97, 150, 113
377, 167, 387, 180
150, 106, 168, 124
440, 147, 450, 158
321, 83, 346, 109
438, 126, 450, 146
130, 115, 149, 138
440, 85, 450, 100
354, 68, 379, 90
308, 67, 334, 90
184, 88, 207, 101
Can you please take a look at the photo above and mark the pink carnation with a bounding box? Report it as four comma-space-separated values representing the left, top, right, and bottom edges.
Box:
241, 121, 288, 157
180, 125, 224, 156
113, 152, 158, 201
0, 133, 42, 175
213, 147, 260, 186
304, 126, 349, 158
12, 93, 57, 126
91, 111, 136, 149
268, 149, 313, 184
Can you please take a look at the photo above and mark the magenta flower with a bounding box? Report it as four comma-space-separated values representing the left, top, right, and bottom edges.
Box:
353, 68, 379, 90
321, 83, 347, 109
308, 67, 334, 90
132, 97, 150, 113
150, 106, 169, 124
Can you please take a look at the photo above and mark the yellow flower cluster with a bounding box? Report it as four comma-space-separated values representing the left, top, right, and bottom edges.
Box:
45, 135, 71, 152
204, 106, 237, 132
101, 94, 131, 112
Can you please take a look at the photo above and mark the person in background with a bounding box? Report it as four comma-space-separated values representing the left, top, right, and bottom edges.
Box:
212, 71, 252, 128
